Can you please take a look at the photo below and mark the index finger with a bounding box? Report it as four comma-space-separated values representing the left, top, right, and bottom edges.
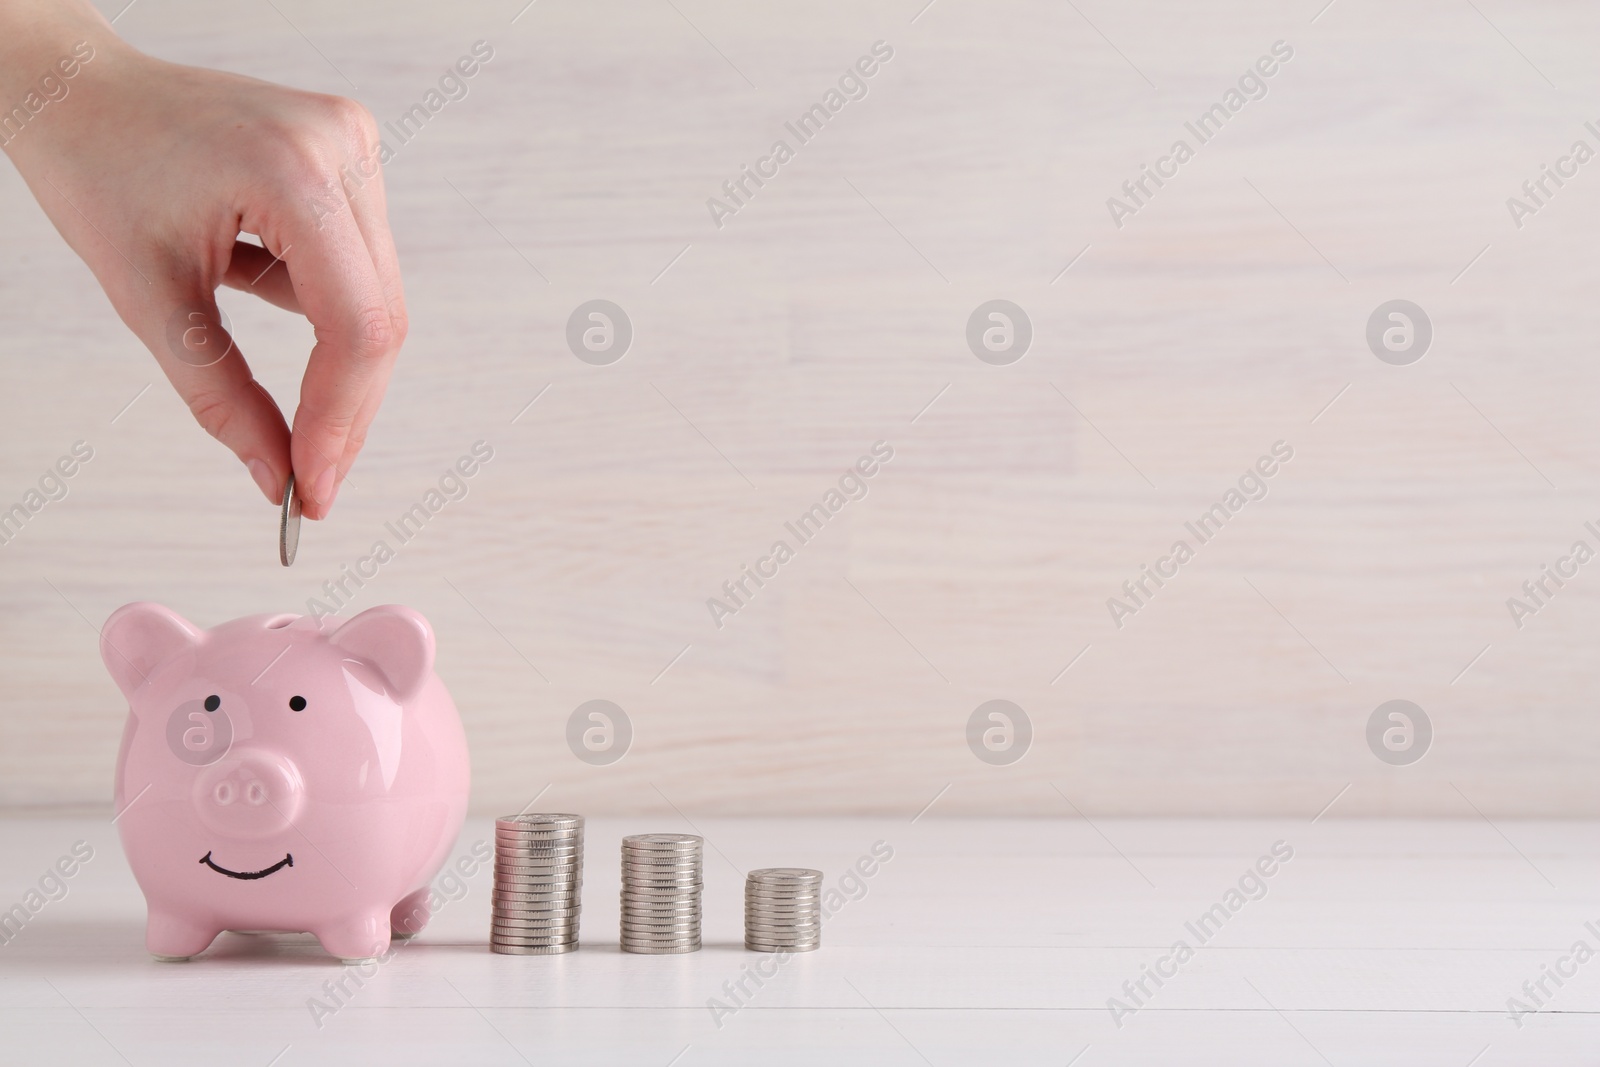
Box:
255, 191, 398, 520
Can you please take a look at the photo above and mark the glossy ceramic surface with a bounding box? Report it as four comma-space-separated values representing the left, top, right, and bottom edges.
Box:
102, 603, 470, 962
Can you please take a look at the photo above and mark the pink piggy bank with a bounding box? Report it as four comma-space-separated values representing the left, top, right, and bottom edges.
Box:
103, 603, 471, 962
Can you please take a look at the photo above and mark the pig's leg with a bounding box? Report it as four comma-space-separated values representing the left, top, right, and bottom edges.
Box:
390, 888, 431, 939
146, 910, 220, 961
314, 910, 391, 963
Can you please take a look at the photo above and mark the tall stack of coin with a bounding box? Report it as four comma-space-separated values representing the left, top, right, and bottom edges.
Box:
619, 834, 702, 954
491, 813, 583, 955
745, 868, 822, 952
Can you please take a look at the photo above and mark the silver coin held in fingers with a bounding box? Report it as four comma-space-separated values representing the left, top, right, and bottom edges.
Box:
279, 473, 301, 567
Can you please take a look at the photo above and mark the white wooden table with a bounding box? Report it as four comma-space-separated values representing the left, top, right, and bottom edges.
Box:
2, 814, 1597, 1064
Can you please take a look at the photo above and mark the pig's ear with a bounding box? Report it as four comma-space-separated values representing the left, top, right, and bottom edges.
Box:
101, 602, 203, 697
329, 605, 434, 701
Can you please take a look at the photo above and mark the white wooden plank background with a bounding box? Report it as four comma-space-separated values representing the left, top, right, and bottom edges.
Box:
4, 0, 1600, 814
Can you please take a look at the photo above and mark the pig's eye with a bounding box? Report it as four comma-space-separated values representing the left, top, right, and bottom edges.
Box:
289, 696, 306, 712
204, 695, 220, 712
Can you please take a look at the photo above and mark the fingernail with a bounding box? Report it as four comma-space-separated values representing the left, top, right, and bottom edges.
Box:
247, 459, 278, 501
312, 465, 338, 508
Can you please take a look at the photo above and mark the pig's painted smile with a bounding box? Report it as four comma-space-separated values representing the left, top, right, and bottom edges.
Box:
199, 851, 294, 880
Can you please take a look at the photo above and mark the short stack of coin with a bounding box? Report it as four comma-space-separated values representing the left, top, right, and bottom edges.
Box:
491, 813, 584, 955
619, 834, 702, 954
745, 868, 822, 952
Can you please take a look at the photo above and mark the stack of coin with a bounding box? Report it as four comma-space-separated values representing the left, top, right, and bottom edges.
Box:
745, 868, 822, 952
619, 834, 702, 954
491, 813, 583, 955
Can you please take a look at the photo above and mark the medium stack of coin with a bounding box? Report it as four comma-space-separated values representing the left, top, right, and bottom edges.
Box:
491, 813, 583, 955
745, 868, 822, 952
619, 834, 702, 954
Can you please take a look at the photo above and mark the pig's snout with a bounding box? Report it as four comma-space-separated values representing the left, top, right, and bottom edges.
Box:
193, 750, 304, 839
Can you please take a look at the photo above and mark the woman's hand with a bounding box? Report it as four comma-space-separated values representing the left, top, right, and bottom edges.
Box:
2, 0, 405, 519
